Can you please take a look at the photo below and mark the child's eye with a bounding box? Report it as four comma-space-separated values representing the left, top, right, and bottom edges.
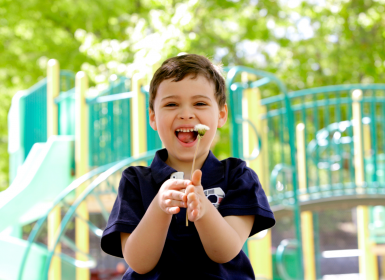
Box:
195, 102, 207, 106
165, 103, 177, 107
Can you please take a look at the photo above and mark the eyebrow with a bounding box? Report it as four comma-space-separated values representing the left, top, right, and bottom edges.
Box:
161, 95, 212, 102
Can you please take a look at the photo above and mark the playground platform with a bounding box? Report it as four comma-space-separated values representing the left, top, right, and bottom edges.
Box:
1, 60, 385, 280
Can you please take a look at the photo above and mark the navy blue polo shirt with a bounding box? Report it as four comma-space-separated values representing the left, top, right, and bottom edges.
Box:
101, 149, 275, 280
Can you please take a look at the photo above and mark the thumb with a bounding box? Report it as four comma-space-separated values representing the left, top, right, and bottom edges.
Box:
192, 169, 202, 186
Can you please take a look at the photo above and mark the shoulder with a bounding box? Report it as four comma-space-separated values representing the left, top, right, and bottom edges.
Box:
220, 157, 249, 172
122, 165, 151, 179
217, 158, 275, 233
220, 156, 245, 166
220, 157, 258, 183
120, 165, 152, 190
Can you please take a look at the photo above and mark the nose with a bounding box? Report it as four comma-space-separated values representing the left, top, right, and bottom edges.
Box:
178, 106, 195, 120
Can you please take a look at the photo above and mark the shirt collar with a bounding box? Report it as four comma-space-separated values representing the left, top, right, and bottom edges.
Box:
150, 148, 224, 187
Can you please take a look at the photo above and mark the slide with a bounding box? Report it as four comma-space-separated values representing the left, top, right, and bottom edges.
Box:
0, 135, 75, 280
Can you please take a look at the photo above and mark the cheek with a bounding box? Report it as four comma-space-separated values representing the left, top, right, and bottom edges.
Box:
156, 115, 173, 136
201, 128, 215, 144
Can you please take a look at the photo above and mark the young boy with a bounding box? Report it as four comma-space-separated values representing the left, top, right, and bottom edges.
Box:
101, 54, 275, 279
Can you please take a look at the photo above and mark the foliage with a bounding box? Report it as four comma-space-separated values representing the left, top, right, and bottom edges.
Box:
0, 0, 140, 190
1, 0, 385, 190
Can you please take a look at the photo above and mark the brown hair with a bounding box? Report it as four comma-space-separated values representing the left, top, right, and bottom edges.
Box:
149, 54, 226, 111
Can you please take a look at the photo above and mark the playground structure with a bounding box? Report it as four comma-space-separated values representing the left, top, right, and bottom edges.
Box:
0, 59, 385, 280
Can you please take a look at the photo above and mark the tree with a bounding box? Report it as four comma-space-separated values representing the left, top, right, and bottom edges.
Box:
1, 0, 385, 190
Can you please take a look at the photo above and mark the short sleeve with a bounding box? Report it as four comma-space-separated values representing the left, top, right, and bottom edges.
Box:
101, 167, 145, 258
218, 160, 275, 236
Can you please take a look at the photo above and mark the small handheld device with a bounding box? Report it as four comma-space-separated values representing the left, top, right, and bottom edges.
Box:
170, 172, 184, 179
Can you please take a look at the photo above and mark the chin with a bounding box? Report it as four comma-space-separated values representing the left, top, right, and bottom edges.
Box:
174, 153, 195, 163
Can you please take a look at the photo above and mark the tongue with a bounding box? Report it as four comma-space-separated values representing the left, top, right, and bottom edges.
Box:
177, 132, 196, 143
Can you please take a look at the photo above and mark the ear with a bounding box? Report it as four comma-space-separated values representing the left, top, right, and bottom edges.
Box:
149, 108, 157, 131
217, 103, 228, 128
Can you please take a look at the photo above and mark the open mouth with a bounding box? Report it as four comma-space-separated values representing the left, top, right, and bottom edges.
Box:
175, 128, 198, 144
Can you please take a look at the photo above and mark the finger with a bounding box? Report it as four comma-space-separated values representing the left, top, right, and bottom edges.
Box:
185, 185, 195, 195
187, 192, 197, 203
165, 190, 185, 201
188, 208, 198, 221
188, 200, 199, 212
187, 206, 194, 220
167, 206, 180, 214
192, 209, 199, 219
187, 193, 199, 211
165, 199, 186, 208
191, 169, 202, 187
169, 179, 190, 190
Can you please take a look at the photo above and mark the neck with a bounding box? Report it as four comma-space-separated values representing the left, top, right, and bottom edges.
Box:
165, 150, 209, 180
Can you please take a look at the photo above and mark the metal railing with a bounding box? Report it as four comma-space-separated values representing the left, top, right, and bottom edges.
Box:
86, 78, 161, 168
227, 68, 385, 278
87, 77, 133, 167
18, 150, 157, 280
226, 66, 303, 279
22, 71, 75, 160
286, 84, 385, 204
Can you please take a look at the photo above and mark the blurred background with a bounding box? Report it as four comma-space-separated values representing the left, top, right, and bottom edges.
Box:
2, 0, 385, 189
1, 0, 385, 279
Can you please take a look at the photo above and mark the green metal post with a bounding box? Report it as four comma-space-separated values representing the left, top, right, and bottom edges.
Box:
284, 94, 304, 279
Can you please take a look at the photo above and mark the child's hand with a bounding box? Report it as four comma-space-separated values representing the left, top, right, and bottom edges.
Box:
157, 179, 189, 215
185, 170, 209, 222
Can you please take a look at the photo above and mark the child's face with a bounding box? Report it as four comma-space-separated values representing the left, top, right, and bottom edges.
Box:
149, 74, 227, 164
